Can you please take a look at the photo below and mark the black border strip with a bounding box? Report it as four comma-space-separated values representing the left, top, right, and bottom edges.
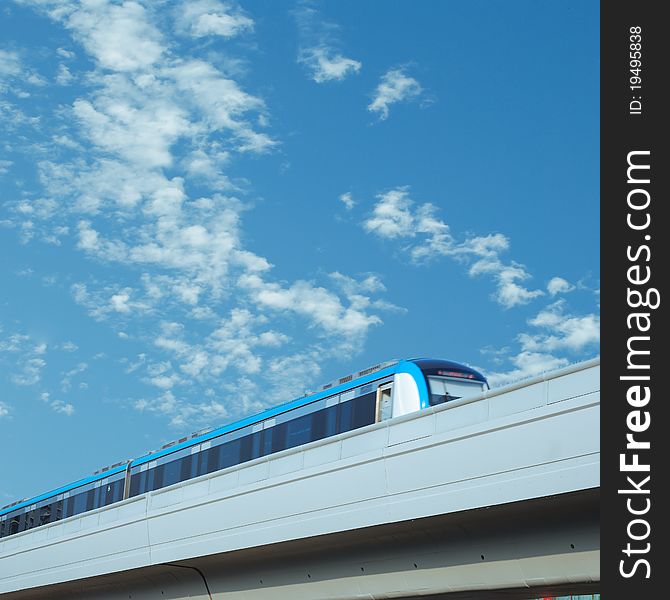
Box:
601, 1, 668, 596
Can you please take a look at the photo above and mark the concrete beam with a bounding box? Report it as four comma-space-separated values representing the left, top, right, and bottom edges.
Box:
1, 490, 599, 600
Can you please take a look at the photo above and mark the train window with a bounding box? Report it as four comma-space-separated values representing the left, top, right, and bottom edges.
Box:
129, 473, 141, 497
310, 406, 337, 441
94, 480, 121, 509
39, 505, 52, 526
218, 439, 241, 470
92, 486, 103, 509
338, 399, 353, 433
10, 517, 20, 536
128, 471, 146, 498
310, 410, 325, 441
271, 423, 288, 453
163, 458, 182, 488
428, 377, 485, 406
131, 466, 159, 495
72, 491, 88, 516
351, 392, 376, 429
25, 510, 36, 530
208, 445, 222, 474
286, 413, 312, 449
325, 405, 338, 436
252, 431, 262, 458
113, 479, 124, 503
0, 496, 63, 538
64, 496, 73, 518
144, 455, 195, 490
338, 391, 376, 433
181, 454, 197, 482
240, 431, 261, 463
197, 446, 212, 475
104, 485, 114, 507
55, 499, 63, 521
152, 465, 165, 491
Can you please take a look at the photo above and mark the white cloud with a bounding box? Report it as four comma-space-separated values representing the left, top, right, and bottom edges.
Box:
143, 359, 183, 390
368, 68, 422, 120
52, 401, 75, 416
364, 187, 543, 308
151, 309, 291, 383
339, 192, 355, 210
52, 134, 80, 149
520, 301, 600, 353
239, 274, 382, 341
329, 272, 386, 296
72, 92, 191, 170
12, 357, 46, 386
294, 2, 361, 83
56, 47, 75, 59
0, 49, 21, 78
329, 272, 405, 316
0, 402, 10, 418
363, 187, 416, 238
547, 276, 575, 296
124, 353, 147, 374
64, 177, 394, 357
267, 352, 322, 397
183, 148, 231, 188
0, 49, 46, 96
134, 389, 230, 428
110, 291, 132, 313
0, 332, 30, 353
468, 257, 544, 309
0, 159, 14, 176
299, 47, 361, 83
41, 391, 75, 416
61, 362, 88, 392
169, 58, 276, 153
486, 351, 570, 387
485, 300, 599, 386
7, 0, 394, 430
64, 0, 165, 72
55, 63, 74, 85
135, 390, 179, 418
26, 71, 48, 86
71, 282, 152, 320
2, 333, 48, 386
77, 220, 127, 259
176, 0, 253, 38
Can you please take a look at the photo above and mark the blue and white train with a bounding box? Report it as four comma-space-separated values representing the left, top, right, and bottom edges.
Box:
0, 358, 487, 539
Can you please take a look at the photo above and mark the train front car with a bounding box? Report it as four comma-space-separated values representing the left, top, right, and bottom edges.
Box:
414, 358, 488, 407
383, 358, 488, 421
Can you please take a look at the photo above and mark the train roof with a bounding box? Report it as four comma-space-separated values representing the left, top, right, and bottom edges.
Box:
1, 358, 485, 518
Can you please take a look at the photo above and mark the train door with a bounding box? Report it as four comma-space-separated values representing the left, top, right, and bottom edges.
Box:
376, 383, 394, 422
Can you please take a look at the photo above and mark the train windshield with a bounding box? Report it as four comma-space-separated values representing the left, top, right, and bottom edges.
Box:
428, 376, 485, 406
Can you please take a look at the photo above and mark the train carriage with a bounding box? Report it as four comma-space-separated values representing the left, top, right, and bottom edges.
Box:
0, 358, 487, 539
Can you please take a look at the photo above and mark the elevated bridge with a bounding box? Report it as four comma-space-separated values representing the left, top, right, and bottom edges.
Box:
0, 359, 600, 599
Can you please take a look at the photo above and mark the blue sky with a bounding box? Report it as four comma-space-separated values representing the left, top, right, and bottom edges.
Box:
0, 0, 599, 504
